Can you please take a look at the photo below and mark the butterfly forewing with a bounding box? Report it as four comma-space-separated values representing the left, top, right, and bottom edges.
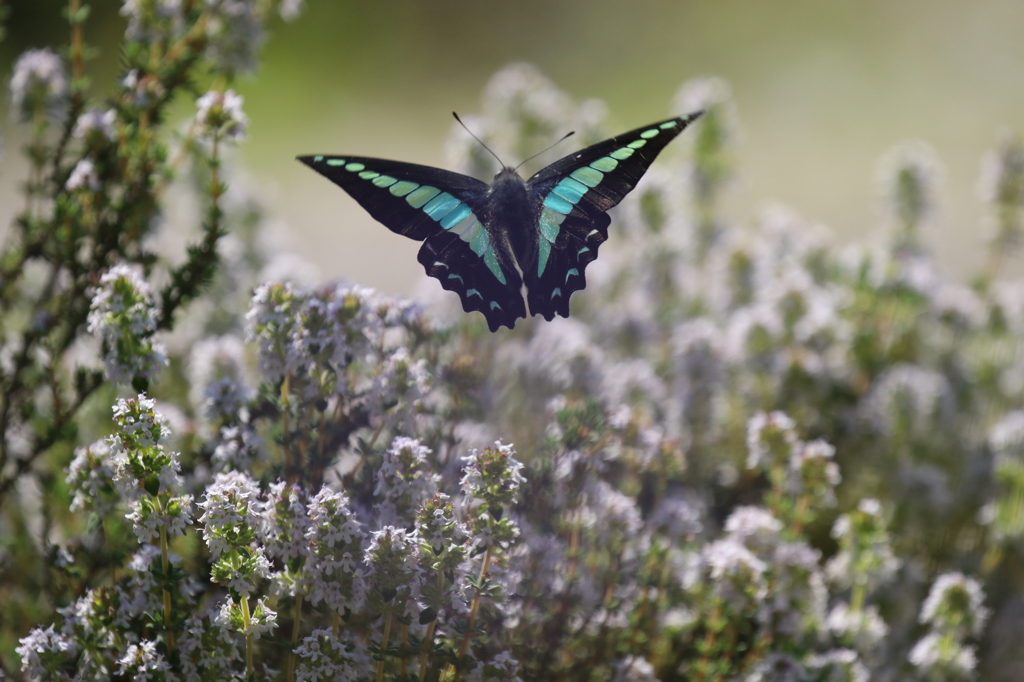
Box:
522, 113, 703, 320
298, 110, 702, 331
297, 155, 526, 331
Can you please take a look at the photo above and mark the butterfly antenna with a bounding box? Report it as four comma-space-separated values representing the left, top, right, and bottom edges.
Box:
453, 112, 506, 168
513, 130, 575, 172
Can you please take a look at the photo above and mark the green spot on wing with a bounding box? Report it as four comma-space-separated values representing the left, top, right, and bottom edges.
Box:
358, 170, 380, 180
450, 216, 478, 238
628, 140, 647, 149
466, 288, 483, 300
423, 192, 461, 221
440, 203, 473, 229
610, 147, 635, 160
590, 156, 618, 172
345, 162, 365, 172
484, 248, 506, 284
539, 207, 563, 243
406, 186, 440, 208
660, 121, 677, 129
543, 193, 574, 215
372, 175, 397, 188
469, 222, 489, 256
537, 236, 552, 276
326, 158, 346, 166
390, 180, 419, 197
640, 129, 659, 139
570, 166, 604, 187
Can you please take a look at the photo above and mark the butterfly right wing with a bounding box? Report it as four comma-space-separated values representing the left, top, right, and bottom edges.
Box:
297, 155, 526, 331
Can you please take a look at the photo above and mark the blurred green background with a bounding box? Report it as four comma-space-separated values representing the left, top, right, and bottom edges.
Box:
2, 0, 1024, 294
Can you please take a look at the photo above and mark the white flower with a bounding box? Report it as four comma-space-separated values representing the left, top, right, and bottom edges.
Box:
66, 158, 100, 192
195, 89, 249, 143
10, 48, 67, 121
920, 572, 989, 638
73, 108, 117, 141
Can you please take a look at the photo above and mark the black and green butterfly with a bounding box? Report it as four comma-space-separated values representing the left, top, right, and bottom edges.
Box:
298, 112, 703, 331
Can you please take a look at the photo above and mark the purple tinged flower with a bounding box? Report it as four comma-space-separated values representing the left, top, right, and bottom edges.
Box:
87, 264, 168, 386
908, 633, 977, 678
920, 572, 989, 639
724, 506, 783, 553
187, 334, 252, 430
16, 625, 77, 680
202, 0, 264, 75
826, 603, 889, 654
876, 140, 943, 238
10, 48, 67, 122
805, 649, 869, 682
115, 640, 172, 681
746, 411, 798, 472
259, 480, 312, 562
217, 595, 278, 639
305, 486, 366, 614
66, 439, 118, 515
195, 89, 248, 144
374, 436, 439, 527
198, 471, 262, 558
178, 608, 244, 682
363, 526, 421, 616
73, 108, 117, 142
609, 655, 657, 682
126, 492, 194, 543
293, 629, 369, 682
66, 158, 100, 192
700, 538, 768, 612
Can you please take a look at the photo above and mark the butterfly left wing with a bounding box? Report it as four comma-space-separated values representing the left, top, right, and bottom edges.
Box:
523, 112, 704, 320
297, 155, 527, 331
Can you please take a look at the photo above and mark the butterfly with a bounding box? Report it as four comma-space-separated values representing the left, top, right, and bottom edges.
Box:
298, 111, 703, 331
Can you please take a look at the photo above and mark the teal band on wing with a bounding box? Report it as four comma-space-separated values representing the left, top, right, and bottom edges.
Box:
440, 202, 473, 229
423, 192, 461, 220
610, 147, 635, 160
565, 268, 579, 283
405, 185, 440, 208
539, 207, 564, 243
552, 178, 587, 205
590, 156, 619, 172
468, 222, 489, 256
537, 236, 552, 276
543, 193, 574, 215
466, 288, 483, 300
372, 175, 397, 188
390, 180, 419, 196
570, 166, 604, 187
484, 247, 505, 284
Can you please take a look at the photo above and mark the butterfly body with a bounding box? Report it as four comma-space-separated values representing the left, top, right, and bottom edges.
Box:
299, 112, 702, 331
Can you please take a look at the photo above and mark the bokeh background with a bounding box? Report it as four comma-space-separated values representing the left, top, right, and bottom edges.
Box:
3, 0, 1024, 293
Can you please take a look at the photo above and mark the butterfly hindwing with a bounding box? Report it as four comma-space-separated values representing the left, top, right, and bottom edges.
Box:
297, 155, 526, 331
523, 113, 704, 320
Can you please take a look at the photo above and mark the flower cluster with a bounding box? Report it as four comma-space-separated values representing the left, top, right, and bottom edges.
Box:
7, 25, 1024, 680
86, 264, 169, 388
